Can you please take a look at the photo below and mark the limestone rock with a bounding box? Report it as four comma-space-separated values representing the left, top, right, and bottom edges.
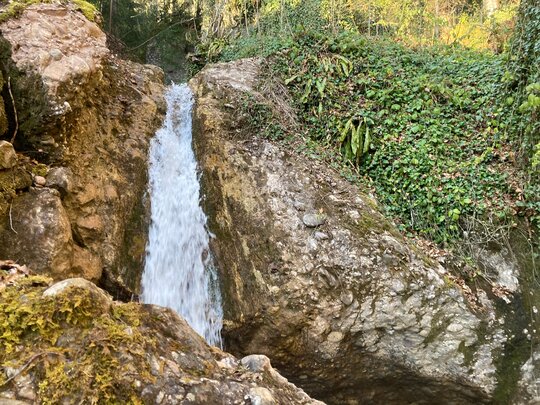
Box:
0, 188, 73, 277
43, 277, 111, 310
190, 59, 509, 404
302, 213, 326, 227
45, 166, 73, 196
0, 2, 165, 293
0, 278, 320, 404
0, 2, 109, 138
0, 184, 101, 282
0, 141, 17, 169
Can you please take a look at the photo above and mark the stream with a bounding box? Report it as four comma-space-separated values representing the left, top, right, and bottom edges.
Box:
140, 84, 223, 347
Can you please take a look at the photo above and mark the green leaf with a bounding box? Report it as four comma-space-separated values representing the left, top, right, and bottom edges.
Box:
351, 123, 360, 156
363, 119, 371, 155
285, 75, 298, 85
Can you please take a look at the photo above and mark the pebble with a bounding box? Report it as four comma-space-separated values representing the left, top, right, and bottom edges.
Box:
314, 232, 329, 240
293, 201, 306, 211
327, 331, 344, 343
0, 141, 17, 169
303, 213, 326, 227
49, 48, 63, 61
340, 291, 354, 306
34, 176, 47, 186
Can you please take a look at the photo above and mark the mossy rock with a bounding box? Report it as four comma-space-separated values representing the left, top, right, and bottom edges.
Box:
0, 0, 98, 24
0, 275, 157, 403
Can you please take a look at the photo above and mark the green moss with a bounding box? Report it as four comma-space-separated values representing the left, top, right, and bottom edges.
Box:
423, 312, 451, 346
31, 163, 47, 177
72, 0, 98, 21
458, 340, 475, 368
0, 274, 158, 403
0, 0, 98, 24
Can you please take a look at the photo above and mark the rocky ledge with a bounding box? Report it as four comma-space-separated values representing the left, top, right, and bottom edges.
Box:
0, 264, 321, 404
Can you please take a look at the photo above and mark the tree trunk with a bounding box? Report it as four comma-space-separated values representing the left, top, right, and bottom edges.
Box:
109, 0, 114, 33
483, 0, 498, 17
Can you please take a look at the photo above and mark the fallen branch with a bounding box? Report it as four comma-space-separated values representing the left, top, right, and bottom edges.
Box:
0, 352, 60, 387
8, 203, 17, 234
128, 18, 194, 52
7, 76, 18, 144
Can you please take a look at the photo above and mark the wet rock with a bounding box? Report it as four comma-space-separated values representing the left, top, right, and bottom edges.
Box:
0, 141, 17, 169
71, 245, 102, 281
75, 214, 104, 244
0, 278, 320, 404
0, 2, 165, 292
190, 59, 507, 404
517, 349, 540, 403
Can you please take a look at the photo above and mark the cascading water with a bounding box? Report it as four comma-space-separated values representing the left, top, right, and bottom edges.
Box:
141, 84, 223, 347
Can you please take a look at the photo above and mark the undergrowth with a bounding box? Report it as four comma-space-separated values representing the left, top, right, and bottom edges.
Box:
215, 30, 536, 246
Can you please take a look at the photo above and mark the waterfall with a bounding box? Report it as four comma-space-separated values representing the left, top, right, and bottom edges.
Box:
141, 84, 223, 347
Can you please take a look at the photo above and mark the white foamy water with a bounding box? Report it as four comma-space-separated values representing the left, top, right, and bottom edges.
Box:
141, 84, 223, 347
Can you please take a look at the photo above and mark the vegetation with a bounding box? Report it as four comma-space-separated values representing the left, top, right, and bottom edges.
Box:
502, 0, 540, 228
200, 0, 537, 247
274, 36, 518, 244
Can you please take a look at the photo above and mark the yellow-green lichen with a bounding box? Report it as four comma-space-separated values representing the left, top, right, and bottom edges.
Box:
0, 274, 157, 403
0, 0, 98, 24
72, 0, 98, 21
30, 163, 47, 177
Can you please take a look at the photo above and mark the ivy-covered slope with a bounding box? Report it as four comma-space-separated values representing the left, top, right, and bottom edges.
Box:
216, 31, 533, 245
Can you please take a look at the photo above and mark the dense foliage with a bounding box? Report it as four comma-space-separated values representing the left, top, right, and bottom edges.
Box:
274, 34, 517, 243
85, 0, 195, 61
502, 0, 540, 227
505, 0, 540, 163
210, 1, 538, 246
225, 32, 520, 243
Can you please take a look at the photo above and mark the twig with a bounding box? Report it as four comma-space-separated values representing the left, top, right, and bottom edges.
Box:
0, 352, 59, 387
127, 18, 194, 52
8, 203, 17, 234
7, 77, 18, 145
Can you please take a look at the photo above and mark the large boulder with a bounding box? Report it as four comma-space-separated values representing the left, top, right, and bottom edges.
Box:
0, 2, 166, 294
0, 271, 321, 404
0, 2, 109, 140
190, 59, 523, 403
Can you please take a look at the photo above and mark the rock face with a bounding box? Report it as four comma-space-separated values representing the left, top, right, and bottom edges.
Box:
0, 2, 109, 139
2, 188, 75, 279
0, 271, 321, 405
190, 59, 519, 403
0, 2, 165, 294
0, 141, 16, 169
